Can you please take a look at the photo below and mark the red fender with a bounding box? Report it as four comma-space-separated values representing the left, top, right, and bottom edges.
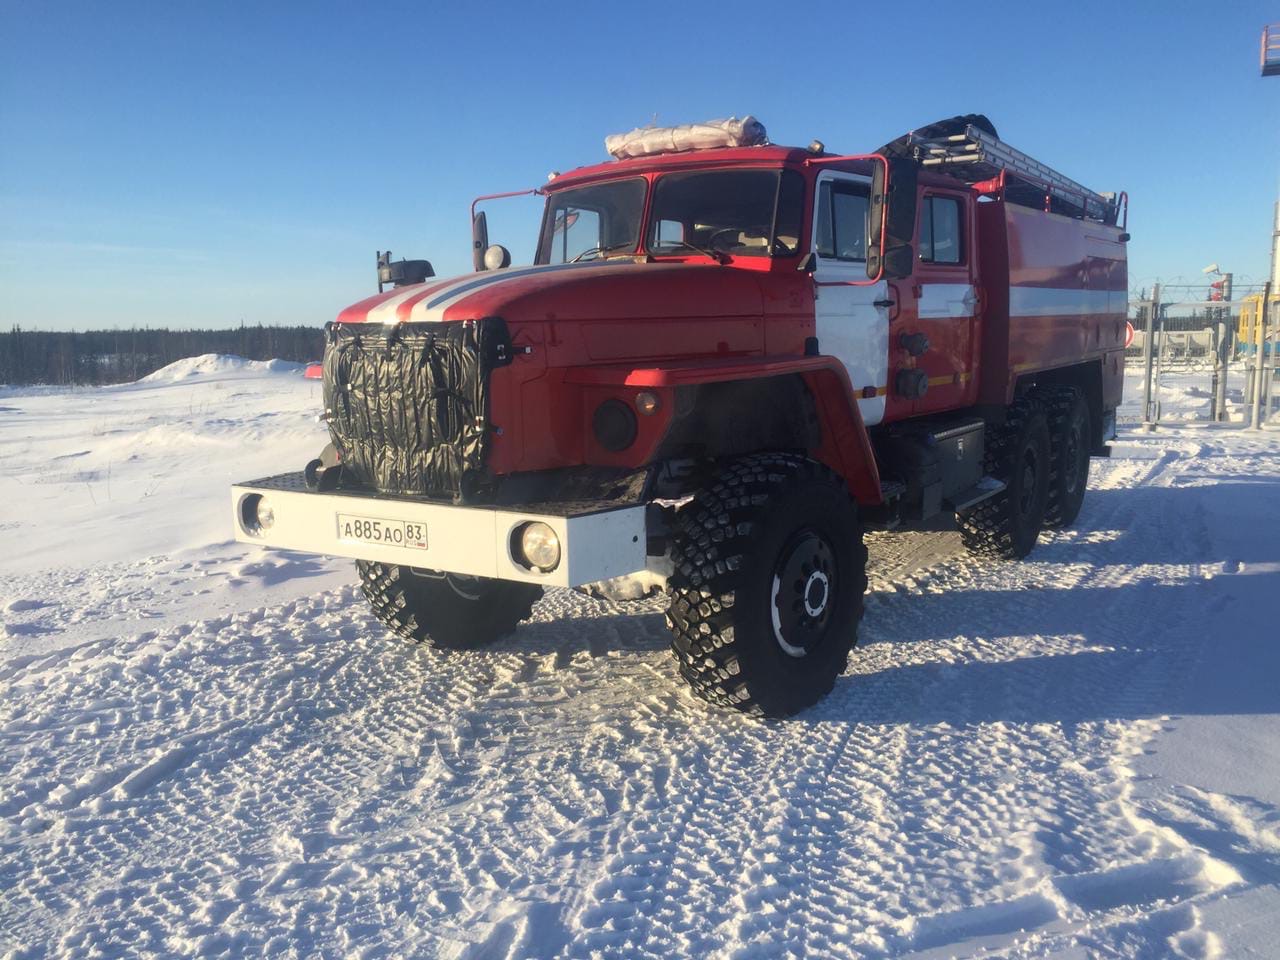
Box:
565, 355, 883, 505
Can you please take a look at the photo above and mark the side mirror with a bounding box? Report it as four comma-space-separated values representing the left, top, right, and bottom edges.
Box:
884, 158, 918, 280
882, 244, 914, 279
867, 156, 919, 281
873, 243, 915, 281
483, 244, 511, 270
866, 159, 887, 280
868, 161, 886, 247
472, 211, 489, 271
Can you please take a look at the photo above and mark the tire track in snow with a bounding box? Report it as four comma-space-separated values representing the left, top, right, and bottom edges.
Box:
556, 431, 1207, 958
848, 436, 1236, 956
0, 432, 1258, 958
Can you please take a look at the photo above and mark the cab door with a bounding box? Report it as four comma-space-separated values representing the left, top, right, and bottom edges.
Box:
811, 171, 892, 426
909, 190, 978, 415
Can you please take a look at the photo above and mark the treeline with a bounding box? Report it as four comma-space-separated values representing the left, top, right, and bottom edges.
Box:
0, 325, 325, 386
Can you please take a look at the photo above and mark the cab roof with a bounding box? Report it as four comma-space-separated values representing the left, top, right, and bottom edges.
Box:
544, 144, 819, 192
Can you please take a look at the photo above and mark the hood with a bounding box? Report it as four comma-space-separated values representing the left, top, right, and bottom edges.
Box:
334, 260, 767, 325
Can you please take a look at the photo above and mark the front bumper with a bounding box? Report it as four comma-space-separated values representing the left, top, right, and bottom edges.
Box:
231, 473, 647, 588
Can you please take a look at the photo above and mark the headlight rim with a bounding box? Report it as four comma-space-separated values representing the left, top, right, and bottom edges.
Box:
515, 520, 562, 573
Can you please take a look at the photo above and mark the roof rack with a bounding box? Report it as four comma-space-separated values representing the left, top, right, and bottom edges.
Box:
911, 123, 1119, 225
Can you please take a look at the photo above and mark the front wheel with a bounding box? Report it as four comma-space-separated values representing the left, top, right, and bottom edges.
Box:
665, 453, 868, 717
357, 561, 543, 649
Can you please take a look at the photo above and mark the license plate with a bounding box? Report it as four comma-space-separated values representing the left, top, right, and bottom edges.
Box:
336, 513, 428, 550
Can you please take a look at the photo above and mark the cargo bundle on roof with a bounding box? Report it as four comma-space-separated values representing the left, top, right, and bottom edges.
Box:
604, 116, 768, 159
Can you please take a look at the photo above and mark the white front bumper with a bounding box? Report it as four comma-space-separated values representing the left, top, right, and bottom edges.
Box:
231, 474, 647, 588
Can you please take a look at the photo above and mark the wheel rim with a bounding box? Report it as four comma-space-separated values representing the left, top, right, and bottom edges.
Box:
1064, 420, 1086, 496
1017, 447, 1039, 518
406, 567, 486, 601
770, 530, 837, 658
444, 574, 485, 601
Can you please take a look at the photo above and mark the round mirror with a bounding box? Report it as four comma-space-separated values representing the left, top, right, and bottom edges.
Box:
483, 244, 511, 270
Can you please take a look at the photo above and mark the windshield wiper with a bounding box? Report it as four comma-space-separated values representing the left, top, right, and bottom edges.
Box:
569, 241, 636, 263
651, 240, 727, 264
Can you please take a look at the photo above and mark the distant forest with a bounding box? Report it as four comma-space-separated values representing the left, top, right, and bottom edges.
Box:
0, 325, 325, 386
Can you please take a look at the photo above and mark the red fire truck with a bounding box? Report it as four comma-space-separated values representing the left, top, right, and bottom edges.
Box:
232, 115, 1128, 717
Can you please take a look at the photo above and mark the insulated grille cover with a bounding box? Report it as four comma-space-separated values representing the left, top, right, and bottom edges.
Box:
321, 318, 510, 502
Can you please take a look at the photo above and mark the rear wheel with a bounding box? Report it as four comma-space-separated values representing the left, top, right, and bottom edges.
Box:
665, 453, 867, 717
957, 399, 1051, 560
1040, 387, 1091, 528
357, 561, 542, 649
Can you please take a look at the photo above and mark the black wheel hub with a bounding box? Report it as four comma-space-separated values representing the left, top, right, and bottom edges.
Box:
771, 530, 837, 658
406, 567, 486, 601
1064, 422, 1086, 495
1017, 449, 1040, 518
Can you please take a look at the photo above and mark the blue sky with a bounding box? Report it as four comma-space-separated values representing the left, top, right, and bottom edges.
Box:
2, 0, 1277, 331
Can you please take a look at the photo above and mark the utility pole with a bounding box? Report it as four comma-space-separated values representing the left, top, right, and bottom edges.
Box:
1252, 281, 1271, 428
1142, 283, 1160, 430
1259, 27, 1278, 419
1270, 206, 1280, 418
1214, 272, 1232, 420
1272, 201, 1280, 291
1245, 290, 1260, 407
1265, 297, 1278, 417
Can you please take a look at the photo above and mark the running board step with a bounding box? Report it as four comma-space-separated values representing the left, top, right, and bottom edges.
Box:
880, 479, 907, 502
946, 477, 1007, 511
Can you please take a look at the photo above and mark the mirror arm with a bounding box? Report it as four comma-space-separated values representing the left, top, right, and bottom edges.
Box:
469, 188, 541, 222
470, 188, 542, 271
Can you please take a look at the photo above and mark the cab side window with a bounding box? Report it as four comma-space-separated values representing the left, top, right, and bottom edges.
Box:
815, 180, 869, 261
918, 195, 963, 265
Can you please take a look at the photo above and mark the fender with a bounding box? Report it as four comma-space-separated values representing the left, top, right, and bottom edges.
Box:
565, 355, 884, 506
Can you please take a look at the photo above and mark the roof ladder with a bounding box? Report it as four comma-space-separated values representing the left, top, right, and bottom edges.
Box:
911, 123, 1116, 224
1264, 23, 1280, 76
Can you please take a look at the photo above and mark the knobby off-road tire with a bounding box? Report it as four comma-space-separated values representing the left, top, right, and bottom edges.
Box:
666, 453, 868, 718
957, 399, 1051, 560
357, 561, 542, 649
1038, 386, 1091, 528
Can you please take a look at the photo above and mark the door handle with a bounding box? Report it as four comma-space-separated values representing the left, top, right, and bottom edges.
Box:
874, 299, 895, 308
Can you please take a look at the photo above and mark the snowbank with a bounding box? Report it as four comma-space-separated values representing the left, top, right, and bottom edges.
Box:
0, 363, 328, 575
138, 354, 304, 384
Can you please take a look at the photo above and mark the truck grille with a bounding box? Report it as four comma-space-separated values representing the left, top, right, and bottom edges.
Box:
321, 318, 510, 502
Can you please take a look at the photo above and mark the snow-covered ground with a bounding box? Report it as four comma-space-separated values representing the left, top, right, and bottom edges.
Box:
2, 361, 1279, 959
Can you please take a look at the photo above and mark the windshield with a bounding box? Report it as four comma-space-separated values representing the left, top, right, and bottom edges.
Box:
537, 178, 646, 264
647, 169, 803, 258
537, 168, 806, 265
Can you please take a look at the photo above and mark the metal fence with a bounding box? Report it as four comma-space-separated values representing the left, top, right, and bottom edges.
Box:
1126, 286, 1278, 428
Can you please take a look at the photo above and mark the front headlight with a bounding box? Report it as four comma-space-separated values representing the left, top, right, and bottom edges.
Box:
518, 521, 561, 572
255, 496, 276, 530
239, 493, 275, 536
